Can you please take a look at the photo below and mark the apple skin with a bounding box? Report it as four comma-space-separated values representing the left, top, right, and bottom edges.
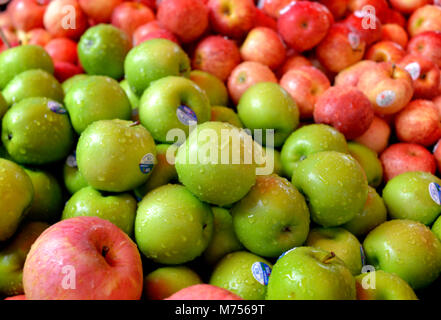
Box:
2, 97, 74, 165
51, 61, 83, 83
266, 246, 356, 300
260, 0, 293, 18
139, 76, 211, 143
343, 186, 387, 237
133, 22, 179, 46
20, 28, 53, 47
237, 82, 299, 147
0, 222, 49, 297
348, 142, 383, 187
254, 8, 278, 30
190, 70, 229, 107
232, 174, 310, 258
144, 266, 202, 300
61, 74, 89, 95
2, 69, 64, 107
111, 2, 155, 38
278, 54, 313, 76
64, 75, 132, 134
348, 0, 389, 22
211, 106, 243, 128
76, 119, 157, 193
78, 0, 122, 23
63, 152, 89, 194
0, 92, 7, 121
343, 12, 382, 46
365, 41, 406, 64
363, 219, 441, 289
334, 60, 377, 87
23, 216, 144, 300
210, 251, 273, 300
432, 215, 441, 241
380, 143, 436, 182
356, 270, 418, 300
306, 227, 363, 275
7, 0, 49, 32
408, 5, 441, 37
407, 31, 441, 68
120, 79, 140, 116
292, 151, 368, 227
166, 284, 242, 300
45, 38, 78, 64
0, 45, 54, 90
381, 24, 408, 48
124, 39, 191, 96
62, 186, 137, 236
135, 184, 213, 265
354, 115, 391, 154
280, 124, 349, 179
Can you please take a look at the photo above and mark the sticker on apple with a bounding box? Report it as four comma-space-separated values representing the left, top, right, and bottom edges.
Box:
139, 153, 155, 174
48, 101, 67, 115
277, 247, 296, 261
177, 105, 197, 126
66, 152, 77, 168
348, 32, 360, 50
429, 182, 441, 205
404, 62, 421, 81
251, 262, 272, 286
376, 90, 396, 108
360, 245, 366, 266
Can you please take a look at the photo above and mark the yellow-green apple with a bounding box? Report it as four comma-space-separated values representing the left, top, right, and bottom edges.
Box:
407, 31, 441, 68
365, 41, 406, 63
0, 92, 7, 121
166, 284, 242, 300
120, 79, 140, 118
354, 115, 391, 153
266, 246, 356, 300
381, 24, 408, 48
292, 151, 368, 227
408, 5, 441, 37
334, 60, 377, 87
23, 216, 144, 300
63, 151, 89, 194
61, 74, 89, 95
7, 0, 49, 32
134, 184, 213, 264
43, 0, 88, 39
348, 142, 383, 187
190, 70, 229, 107
211, 106, 243, 128
78, 0, 122, 23
111, 2, 155, 38
363, 219, 441, 289
432, 215, 441, 240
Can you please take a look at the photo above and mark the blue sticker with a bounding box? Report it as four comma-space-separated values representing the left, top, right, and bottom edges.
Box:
176, 105, 197, 126
251, 262, 272, 286
360, 245, 366, 266
429, 182, 441, 205
277, 247, 296, 261
66, 151, 77, 168
48, 101, 67, 114
139, 153, 155, 174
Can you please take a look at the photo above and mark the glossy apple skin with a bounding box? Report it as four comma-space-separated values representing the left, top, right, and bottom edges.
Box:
317, 0, 349, 20
254, 7, 278, 30
383, 8, 406, 27
407, 31, 441, 68
348, 0, 389, 22
278, 54, 313, 76
54, 61, 84, 83
354, 116, 391, 154
408, 5, 441, 37
343, 11, 382, 46
356, 270, 418, 300
348, 142, 383, 187
381, 24, 408, 48
166, 284, 242, 300
79, 0, 122, 23
292, 151, 368, 227
63, 152, 89, 195
45, 38, 78, 64
365, 41, 406, 64
334, 60, 377, 87
133, 27, 178, 46
211, 106, 243, 128
4, 295, 26, 300
260, 0, 293, 18
380, 143, 436, 181
23, 217, 144, 300
267, 247, 356, 300
190, 70, 228, 107
144, 266, 202, 300
111, 2, 155, 38
7, 0, 49, 32
363, 219, 441, 289
210, 251, 272, 300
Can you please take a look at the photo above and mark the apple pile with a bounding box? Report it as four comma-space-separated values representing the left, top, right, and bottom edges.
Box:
1, 0, 441, 301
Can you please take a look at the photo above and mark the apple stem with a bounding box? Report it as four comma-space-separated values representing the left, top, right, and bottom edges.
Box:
323, 251, 336, 264
0, 28, 11, 49
130, 121, 140, 127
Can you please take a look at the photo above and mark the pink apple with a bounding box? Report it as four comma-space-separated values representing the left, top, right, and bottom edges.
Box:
111, 2, 155, 37
381, 23, 408, 48
354, 115, 391, 153
45, 38, 78, 64
259, 0, 292, 18
407, 31, 441, 68
334, 60, 377, 87
79, 0, 123, 23
7, 0, 50, 32
166, 284, 242, 300
278, 54, 313, 77
365, 40, 406, 63
408, 5, 441, 37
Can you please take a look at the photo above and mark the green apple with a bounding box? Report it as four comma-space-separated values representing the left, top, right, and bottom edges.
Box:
432, 215, 441, 241
383, 171, 441, 225
363, 219, 441, 289
203, 207, 243, 265
211, 106, 243, 128
62, 186, 137, 235
175, 121, 257, 206
237, 82, 299, 147
266, 246, 356, 300
63, 151, 89, 194
24, 168, 63, 223
0, 45, 54, 90
76, 119, 157, 192
62, 74, 89, 95
144, 266, 202, 300
348, 142, 383, 187
0, 92, 7, 120
210, 251, 272, 300
232, 174, 310, 258
256, 147, 283, 176
280, 124, 349, 179
190, 70, 228, 106
306, 227, 363, 275
1, 97, 74, 165
125, 39, 191, 95
120, 79, 140, 115
0, 158, 34, 241
3, 69, 64, 107
139, 76, 211, 143
292, 151, 368, 227
135, 184, 213, 264
0, 222, 49, 296
355, 270, 418, 300
78, 24, 131, 80
64, 75, 132, 134
342, 186, 387, 237
134, 144, 178, 200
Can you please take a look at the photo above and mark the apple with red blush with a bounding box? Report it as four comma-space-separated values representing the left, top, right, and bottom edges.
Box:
19, 28, 52, 47
407, 31, 441, 68
7, 0, 50, 32
112, 2, 155, 38
53, 61, 84, 83
354, 115, 391, 153
259, 0, 292, 18
365, 41, 406, 63
381, 24, 408, 48
44, 0, 88, 40
254, 8, 278, 31
348, 0, 389, 22
79, 0, 122, 23
278, 54, 313, 76
389, 0, 429, 14
408, 5, 441, 37
343, 11, 382, 46
334, 60, 377, 87
45, 38, 78, 64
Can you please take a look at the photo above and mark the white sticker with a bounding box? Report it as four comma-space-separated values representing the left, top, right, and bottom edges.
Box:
251, 262, 272, 286
405, 62, 421, 81
354, 10, 366, 18
48, 101, 67, 115
139, 153, 155, 174
429, 182, 441, 205
277, 247, 296, 261
66, 152, 77, 168
348, 32, 360, 50
176, 105, 197, 126
376, 90, 396, 107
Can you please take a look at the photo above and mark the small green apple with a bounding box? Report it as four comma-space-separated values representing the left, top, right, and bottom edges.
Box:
135, 184, 213, 264
292, 151, 368, 227
61, 74, 89, 95
64, 75, 132, 134
210, 251, 272, 300
76, 119, 157, 192
363, 219, 441, 289
237, 82, 299, 147
190, 70, 229, 106
306, 227, 363, 275
139, 76, 211, 143
232, 174, 310, 258
0, 158, 34, 241
280, 124, 349, 179
383, 171, 441, 225
211, 106, 243, 128
62, 186, 137, 235
120, 79, 140, 115
256, 147, 283, 176
348, 142, 383, 187
125, 39, 191, 95
266, 246, 356, 300
0, 92, 7, 120
432, 215, 441, 241
63, 151, 89, 194
0, 45, 54, 89
1, 97, 74, 165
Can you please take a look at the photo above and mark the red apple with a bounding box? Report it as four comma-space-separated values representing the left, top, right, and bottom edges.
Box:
408, 5, 441, 37
207, 0, 256, 39
381, 23, 408, 48
278, 54, 313, 77
334, 60, 377, 87
317, 0, 350, 20
254, 8, 277, 31
192, 35, 241, 82
344, 11, 382, 45
354, 115, 391, 153
434, 95, 441, 116
389, 0, 429, 14
19, 28, 53, 47
382, 8, 406, 27
4, 295, 26, 300
365, 40, 406, 63
7, 0, 50, 32
259, 0, 292, 18
380, 143, 437, 181
79, 0, 123, 23
53, 61, 84, 83
227, 61, 278, 104
348, 0, 389, 22
111, 2, 155, 37
407, 31, 441, 68
280, 66, 331, 119
166, 284, 242, 300
0, 12, 13, 31
45, 38, 78, 64
133, 21, 179, 46
240, 27, 286, 70
277, 1, 333, 53
23, 217, 143, 300
433, 138, 441, 173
